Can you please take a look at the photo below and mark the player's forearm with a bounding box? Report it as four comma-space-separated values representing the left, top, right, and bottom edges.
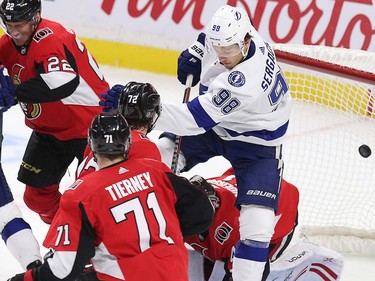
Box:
15, 72, 79, 103
155, 102, 206, 135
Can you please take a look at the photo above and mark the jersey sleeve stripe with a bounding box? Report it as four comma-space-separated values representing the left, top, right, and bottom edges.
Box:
187, 98, 218, 130
225, 121, 289, 141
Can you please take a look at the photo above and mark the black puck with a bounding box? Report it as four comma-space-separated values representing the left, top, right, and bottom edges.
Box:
359, 144, 372, 158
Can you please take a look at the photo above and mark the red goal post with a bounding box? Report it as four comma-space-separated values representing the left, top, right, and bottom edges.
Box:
273, 44, 375, 255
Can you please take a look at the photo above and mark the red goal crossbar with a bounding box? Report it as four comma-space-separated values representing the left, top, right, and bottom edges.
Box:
274, 49, 375, 85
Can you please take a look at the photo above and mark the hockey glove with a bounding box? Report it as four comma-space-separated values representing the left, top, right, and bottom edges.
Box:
177, 32, 205, 87
7, 270, 33, 281
0, 67, 15, 113
99, 84, 124, 112
7, 260, 42, 281
27, 260, 42, 270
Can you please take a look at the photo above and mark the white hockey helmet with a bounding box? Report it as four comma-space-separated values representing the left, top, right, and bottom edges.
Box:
206, 5, 252, 56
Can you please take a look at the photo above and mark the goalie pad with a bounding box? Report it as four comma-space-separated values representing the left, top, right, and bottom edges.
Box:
268, 238, 344, 281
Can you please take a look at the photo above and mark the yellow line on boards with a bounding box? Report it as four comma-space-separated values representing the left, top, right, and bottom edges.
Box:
81, 37, 179, 76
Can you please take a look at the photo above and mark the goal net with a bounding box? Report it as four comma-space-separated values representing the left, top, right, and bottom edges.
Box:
273, 44, 375, 256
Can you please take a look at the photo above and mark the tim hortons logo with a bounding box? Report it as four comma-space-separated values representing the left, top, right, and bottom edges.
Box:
100, 0, 375, 50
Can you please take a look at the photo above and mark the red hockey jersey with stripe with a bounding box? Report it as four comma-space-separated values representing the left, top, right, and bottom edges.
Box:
185, 168, 299, 272
0, 18, 109, 140
42, 158, 213, 281
76, 130, 162, 178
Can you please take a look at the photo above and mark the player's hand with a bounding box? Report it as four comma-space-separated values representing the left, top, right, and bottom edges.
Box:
177, 32, 205, 87
7, 260, 41, 280
99, 84, 124, 112
0, 67, 15, 112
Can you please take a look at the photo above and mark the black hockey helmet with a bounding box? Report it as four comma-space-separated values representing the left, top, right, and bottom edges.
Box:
88, 113, 132, 159
0, 0, 41, 23
118, 81, 161, 132
189, 175, 220, 209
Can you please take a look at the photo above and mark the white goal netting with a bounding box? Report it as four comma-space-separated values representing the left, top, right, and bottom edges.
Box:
274, 44, 375, 255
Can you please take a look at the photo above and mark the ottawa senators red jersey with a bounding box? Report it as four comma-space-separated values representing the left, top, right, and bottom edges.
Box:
76, 130, 162, 178
0, 18, 109, 140
185, 168, 299, 272
42, 158, 213, 281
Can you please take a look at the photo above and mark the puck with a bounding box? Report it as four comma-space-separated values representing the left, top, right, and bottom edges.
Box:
359, 144, 371, 158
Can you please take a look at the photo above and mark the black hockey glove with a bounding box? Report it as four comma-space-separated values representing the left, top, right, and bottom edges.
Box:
27, 260, 42, 270
7, 260, 42, 281
7, 273, 25, 281
189, 175, 220, 209
7, 270, 34, 281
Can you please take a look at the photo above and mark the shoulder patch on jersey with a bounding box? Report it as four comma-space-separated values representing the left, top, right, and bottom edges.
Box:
33, 27, 53, 43
214, 222, 233, 245
228, 71, 245, 87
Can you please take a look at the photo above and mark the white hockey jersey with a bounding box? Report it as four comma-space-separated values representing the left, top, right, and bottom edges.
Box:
155, 29, 291, 146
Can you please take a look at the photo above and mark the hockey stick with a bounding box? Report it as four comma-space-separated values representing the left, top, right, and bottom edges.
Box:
171, 74, 193, 173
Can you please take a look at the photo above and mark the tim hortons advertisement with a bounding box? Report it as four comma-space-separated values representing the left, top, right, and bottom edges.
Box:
43, 0, 375, 51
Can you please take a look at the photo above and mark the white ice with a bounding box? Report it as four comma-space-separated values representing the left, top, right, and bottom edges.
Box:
0, 65, 374, 280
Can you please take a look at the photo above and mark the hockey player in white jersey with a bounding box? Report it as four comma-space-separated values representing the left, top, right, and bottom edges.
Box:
0, 163, 42, 270
101, 4, 291, 281
157, 5, 291, 281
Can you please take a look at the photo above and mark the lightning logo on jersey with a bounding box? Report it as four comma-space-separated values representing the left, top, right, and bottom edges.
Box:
228, 71, 245, 87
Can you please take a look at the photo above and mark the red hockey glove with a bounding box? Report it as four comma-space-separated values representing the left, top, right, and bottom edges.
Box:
7, 269, 34, 281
